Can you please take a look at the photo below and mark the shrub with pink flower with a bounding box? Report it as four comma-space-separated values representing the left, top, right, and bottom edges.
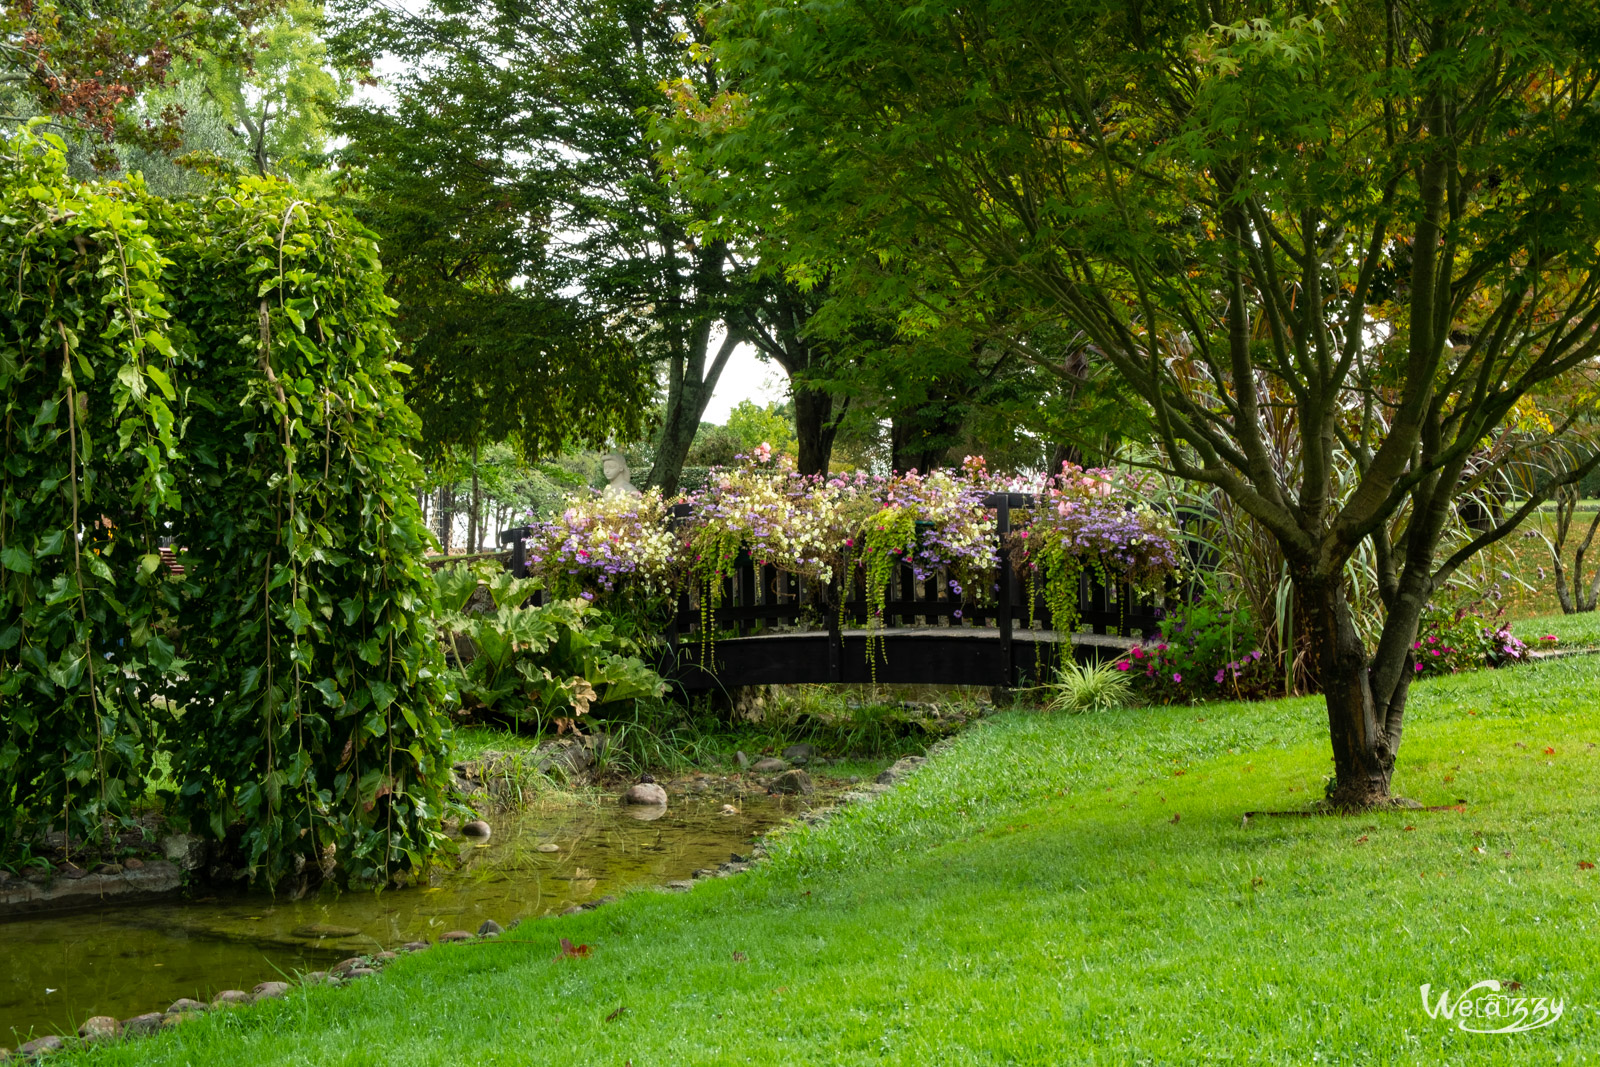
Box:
1113, 588, 1274, 703
1414, 591, 1527, 676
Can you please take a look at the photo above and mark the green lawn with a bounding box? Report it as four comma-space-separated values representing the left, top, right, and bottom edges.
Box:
1514, 608, 1600, 650
69, 659, 1600, 1065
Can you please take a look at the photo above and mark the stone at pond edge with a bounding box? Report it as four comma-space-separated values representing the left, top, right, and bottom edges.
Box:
343, 967, 377, 979
331, 957, 367, 975
374, 951, 398, 962
622, 783, 668, 806
781, 743, 816, 765
461, 820, 492, 840
166, 999, 208, 1014
400, 941, 431, 952
77, 1016, 119, 1041
291, 922, 361, 939
478, 919, 504, 937
769, 769, 814, 796
875, 755, 927, 785
735, 750, 751, 769
160, 833, 208, 872
301, 971, 331, 985
16, 1036, 63, 1056
213, 990, 252, 1007
123, 857, 145, 870
750, 758, 789, 773
252, 981, 291, 1000
122, 1014, 165, 1037
536, 842, 560, 853
438, 930, 473, 943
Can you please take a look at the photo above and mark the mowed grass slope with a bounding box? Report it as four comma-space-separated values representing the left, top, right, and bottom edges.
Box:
76, 659, 1600, 1065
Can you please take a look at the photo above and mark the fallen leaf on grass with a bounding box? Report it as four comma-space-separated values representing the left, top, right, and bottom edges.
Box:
1545, 747, 1556, 755
1173, 769, 1186, 777
1403, 826, 1416, 832
732, 952, 747, 962
554, 938, 592, 961
1355, 836, 1369, 844
1580, 861, 1595, 871
773, 986, 789, 995
1169, 813, 1181, 824
605, 1006, 628, 1023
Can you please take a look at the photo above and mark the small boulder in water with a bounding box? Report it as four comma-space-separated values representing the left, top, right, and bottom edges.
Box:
769, 769, 815, 796
461, 820, 492, 839
478, 919, 504, 937
212, 990, 251, 1007
623, 782, 668, 806
292, 923, 361, 940
252, 981, 290, 1000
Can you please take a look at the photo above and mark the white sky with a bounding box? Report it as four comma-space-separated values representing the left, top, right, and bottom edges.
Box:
703, 341, 788, 423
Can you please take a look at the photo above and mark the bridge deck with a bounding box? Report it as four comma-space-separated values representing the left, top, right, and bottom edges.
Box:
668, 627, 1139, 690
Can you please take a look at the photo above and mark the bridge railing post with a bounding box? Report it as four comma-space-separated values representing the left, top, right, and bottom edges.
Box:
499, 524, 532, 578
983, 492, 1034, 688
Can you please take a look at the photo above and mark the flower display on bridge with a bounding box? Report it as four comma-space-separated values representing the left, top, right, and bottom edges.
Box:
519, 454, 1184, 638
521, 489, 678, 599
1004, 464, 1184, 633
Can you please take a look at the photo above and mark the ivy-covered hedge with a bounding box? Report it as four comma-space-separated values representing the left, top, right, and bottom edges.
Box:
0, 127, 449, 886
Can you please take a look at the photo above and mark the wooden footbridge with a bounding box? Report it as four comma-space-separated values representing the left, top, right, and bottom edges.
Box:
501, 494, 1169, 693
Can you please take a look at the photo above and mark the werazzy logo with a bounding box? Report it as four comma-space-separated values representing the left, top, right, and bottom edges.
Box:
1420, 981, 1564, 1034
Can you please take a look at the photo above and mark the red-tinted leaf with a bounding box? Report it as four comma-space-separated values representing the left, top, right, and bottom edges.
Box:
1580, 861, 1595, 871
554, 937, 593, 961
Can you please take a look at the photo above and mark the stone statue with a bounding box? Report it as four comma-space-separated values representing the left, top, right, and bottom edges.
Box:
601, 453, 641, 497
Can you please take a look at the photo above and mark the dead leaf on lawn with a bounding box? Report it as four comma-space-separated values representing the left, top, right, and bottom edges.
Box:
732, 952, 747, 962
1169, 813, 1181, 824
1580, 861, 1595, 871
605, 1006, 627, 1023
554, 937, 592, 961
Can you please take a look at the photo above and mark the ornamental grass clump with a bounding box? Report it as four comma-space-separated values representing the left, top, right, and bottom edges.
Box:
1042, 659, 1135, 713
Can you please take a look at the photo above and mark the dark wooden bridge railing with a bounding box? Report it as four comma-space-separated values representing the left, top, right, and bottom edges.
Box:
497, 493, 1175, 690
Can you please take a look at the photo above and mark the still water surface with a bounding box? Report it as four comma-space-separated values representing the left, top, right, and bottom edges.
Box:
1, 795, 788, 1043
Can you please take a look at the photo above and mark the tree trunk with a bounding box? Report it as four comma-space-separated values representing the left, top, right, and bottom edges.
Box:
794, 385, 843, 476
470, 443, 481, 552
438, 484, 454, 555
647, 330, 740, 497
890, 411, 961, 474
1296, 569, 1392, 806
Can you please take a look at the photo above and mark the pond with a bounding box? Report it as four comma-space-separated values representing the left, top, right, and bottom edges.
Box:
0, 795, 793, 1044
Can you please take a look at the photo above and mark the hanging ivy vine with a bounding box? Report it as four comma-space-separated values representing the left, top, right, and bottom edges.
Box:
0, 128, 182, 854
0, 126, 449, 886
